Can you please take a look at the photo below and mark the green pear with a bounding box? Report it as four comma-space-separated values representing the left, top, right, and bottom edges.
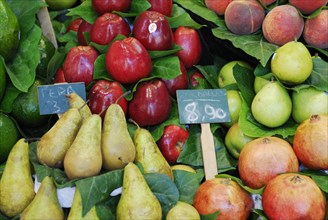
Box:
64, 114, 102, 179
271, 41, 313, 85
102, 104, 136, 170
133, 123, 173, 180
166, 201, 200, 220
37, 108, 82, 168
116, 162, 162, 220
292, 86, 328, 123
251, 81, 292, 128
254, 73, 273, 94
218, 60, 253, 88
0, 138, 35, 217
20, 176, 64, 220
66, 92, 92, 120
223, 90, 242, 127
67, 188, 99, 220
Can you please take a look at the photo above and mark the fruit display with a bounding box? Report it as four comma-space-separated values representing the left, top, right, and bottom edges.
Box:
0, 0, 327, 219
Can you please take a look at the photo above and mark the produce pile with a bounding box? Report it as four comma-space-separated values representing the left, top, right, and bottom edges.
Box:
0, 0, 327, 219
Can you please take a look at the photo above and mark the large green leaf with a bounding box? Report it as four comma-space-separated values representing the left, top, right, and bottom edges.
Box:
305, 57, 328, 91
212, 27, 278, 67
151, 55, 181, 79
168, 4, 203, 29
67, 0, 98, 24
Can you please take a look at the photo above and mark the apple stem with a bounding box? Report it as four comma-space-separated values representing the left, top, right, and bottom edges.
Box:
115, 90, 131, 104
128, 118, 140, 130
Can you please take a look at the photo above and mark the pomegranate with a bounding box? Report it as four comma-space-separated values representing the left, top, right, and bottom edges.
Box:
193, 177, 254, 220
262, 173, 326, 220
293, 114, 328, 170
238, 136, 299, 189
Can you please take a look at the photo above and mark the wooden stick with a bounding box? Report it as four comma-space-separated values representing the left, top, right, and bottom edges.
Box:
200, 123, 218, 180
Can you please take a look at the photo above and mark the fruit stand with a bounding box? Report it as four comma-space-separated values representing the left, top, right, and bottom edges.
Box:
0, 0, 327, 219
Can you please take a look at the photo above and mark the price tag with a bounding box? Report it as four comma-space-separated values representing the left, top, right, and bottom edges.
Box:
37, 83, 86, 115
176, 89, 230, 124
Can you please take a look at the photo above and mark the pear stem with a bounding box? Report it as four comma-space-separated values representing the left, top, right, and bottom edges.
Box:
115, 90, 131, 104
128, 118, 140, 129
78, 99, 90, 111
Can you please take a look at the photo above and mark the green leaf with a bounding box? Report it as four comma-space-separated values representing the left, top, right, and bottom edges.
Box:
115, 0, 151, 17
67, 0, 98, 24
168, 4, 203, 29
212, 27, 278, 67
201, 211, 220, 220
173, 0, 224, 27
305, 57, 328, 91
7, 24, 41, 92
194, 65, 220, 89
148, 44, 182, 59
0, 71, 21, 113
300, 170, 328, 193
233, 64, 255, 106
238, 97, 298, 138
216, 174, 264, 194
93, 54, 111, 80
151, 56, 181, 79
46, 50, 67, 83
144, 173, 179, 217
172, 169, 204, 204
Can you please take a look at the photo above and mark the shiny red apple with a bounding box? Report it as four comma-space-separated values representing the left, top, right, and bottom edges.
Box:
53, 67, 66, 83
133, 10, 173, 51
92, 0, 131, 14
77, 20, 93, 46
90, 12, 131, 45
105, 37, 152, 84
66, 18, 84, 33
63, 45, 98, 86
147, 0, 173, 17
128, 79, 172, 126
88, 79, 128, 118
157, 124, 189, 164
162, 60, 188, 97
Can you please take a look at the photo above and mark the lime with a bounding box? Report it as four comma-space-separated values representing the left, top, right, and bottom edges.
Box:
0, 0, 20, 61
11, 79, 50, 128
45, 0, 78, 10
0, 60, 6, 101
0, 112, 20, 163
36, 35, 56, 79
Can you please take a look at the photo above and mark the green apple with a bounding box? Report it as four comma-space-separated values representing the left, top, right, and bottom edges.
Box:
224, 123, 255, 159
166, 201, 200, 220
271, 41, 313, 85
251, 81, 292, 128
254, 73, 273, 94
45, 0, 78, 10
224, 90, 242, 127
292, 86, 328, 123
218, 60, 253, 88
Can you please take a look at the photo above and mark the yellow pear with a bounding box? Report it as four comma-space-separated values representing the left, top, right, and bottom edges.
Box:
37, 108, 82, 168
166, 201, 200, 220
64, 114, 102, 179
116, 162, 162, 220
66, 92, 92, 120
0, 138, 35, 217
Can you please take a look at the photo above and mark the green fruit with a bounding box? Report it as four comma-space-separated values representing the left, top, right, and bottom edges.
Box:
11, 79, 50, 128
36, 35, 56, 79
0, 59, 6, 101
254, 73, 273, 94
292, 87, 328, 123
224, 123, 255, 159
271, 41, 313, 85
0, 0, 20, 61
223, 90, 242, 127
0, 112, 20, 163
45, 0, 78, 10
218, 60, 253, 88
166, 201, 200, 220
251, 81, 292, 128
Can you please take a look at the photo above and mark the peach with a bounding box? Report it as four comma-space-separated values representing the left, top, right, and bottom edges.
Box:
259, 0, 276, 6
204, 0, 233, 15
262, 5, 304, 46
303, 10, 328, 49
289, 0, 328, 15
224, 0, 265, 35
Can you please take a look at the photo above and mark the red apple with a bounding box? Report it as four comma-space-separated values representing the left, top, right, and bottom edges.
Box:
289, 0, 328, 15
90, 12, 131, 45
190, 70, 205, 88
157, 125, 189, 164
92, 0, 131, 14
63, 45, 98, 86
88, 79, 128, 118
204, 0, 233, 15
147, 0, 173, 17
174, 26, 202, 68
77, 20, 93, 46
105, 37, 152, 84
128, 79, 172, 126
133, 10, 173, 51
162, 60, 188, 97
53, 67, 66, 83
66, 18, 83, 33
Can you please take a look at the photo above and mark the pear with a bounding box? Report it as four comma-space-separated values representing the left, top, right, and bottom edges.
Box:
0, 138, 35, 217
166, 201, 200, 220
67, 188, 99, 220
251, 81, 292, 128
64, 114, 102, 179
66, 92, 92, 120
37, 107, 82, 168
20, 176, 64, 220
116, 162, 162, 220
133, 122, 173, 180
102, 104, 136, 170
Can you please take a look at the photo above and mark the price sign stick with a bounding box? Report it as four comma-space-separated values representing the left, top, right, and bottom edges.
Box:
37, 0, 58, 49
200, 123, 218, 180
